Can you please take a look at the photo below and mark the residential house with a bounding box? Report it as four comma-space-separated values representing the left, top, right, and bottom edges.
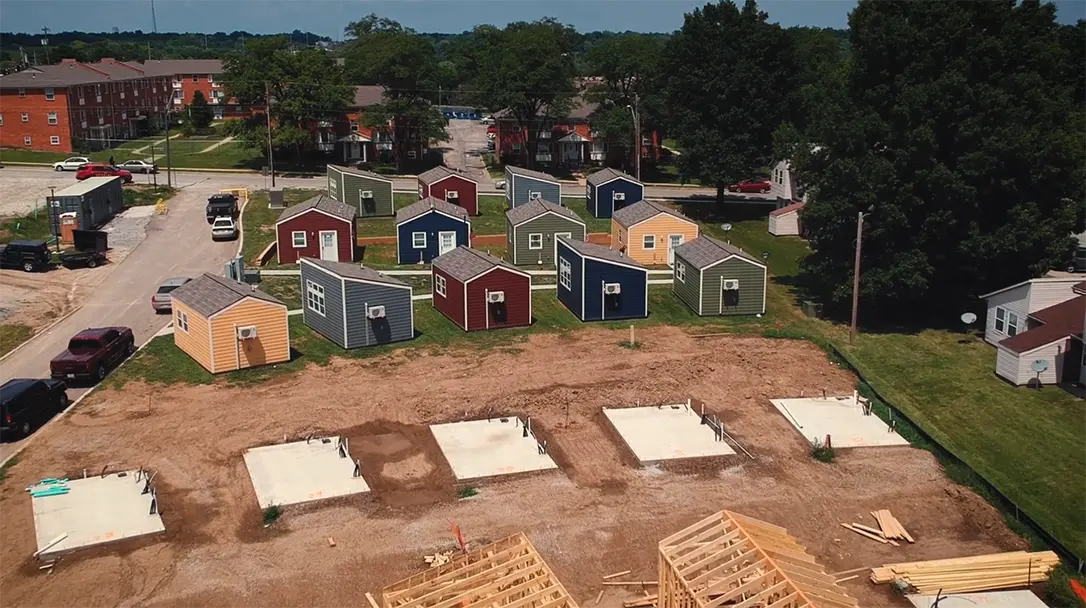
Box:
768, 202, 804, 237
585, 168, 643, 219
980, 278, 1083, 346
503, 165, 561, 209
395, 197, 472, 264
299, 257, 414, 349
555, 236, 648, 322
137, 59, 242, 118
431, 246, 533, 332
326, 164, 395, 217
611, 200, 699, 266
505, 198, 586, 265
314, 85, 425, 166
275, 194, 358, 264
672, 236, 768, 317
417, 165, 478, 215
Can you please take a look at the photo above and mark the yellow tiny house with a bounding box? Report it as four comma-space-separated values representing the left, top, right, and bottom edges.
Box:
169, 273, 290, 373
611, 200, 699, 266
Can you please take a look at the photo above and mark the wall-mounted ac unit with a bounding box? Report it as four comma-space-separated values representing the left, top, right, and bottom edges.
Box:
604, 283, 622, 295
722, 279, 740, 290
446, 190, 459, 199
236, 325, 258, 340
529, 192, 542, 200
488, 291, 506, 303
613, 192, 626, 201
367, 305, 386, 319
360, 191, 374, 199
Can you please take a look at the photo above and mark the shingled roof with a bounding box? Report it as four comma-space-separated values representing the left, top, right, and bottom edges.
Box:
673, 236, 765, 269
300, 257, 409, 288
432, 246, 524, 282
396, 197, 470, 224
418, 165, 477, 185
506, 165, 560, 182
352, 85, 385, 107
138, 59, 224, 76
333, 164, 395, 182
276, 194, 357, 224
769, 201, 804, 217
586, 167, 638, 186
612, 200, 694, 228
171, 273, 284, 317
999, 295, 1085, 354
557, 235, 644, 269
505, 198, 583, 227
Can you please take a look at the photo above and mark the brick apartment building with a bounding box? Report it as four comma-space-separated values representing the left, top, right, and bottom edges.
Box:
139, 59, 246, 119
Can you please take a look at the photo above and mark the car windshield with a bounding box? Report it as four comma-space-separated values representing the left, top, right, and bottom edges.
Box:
213, 219, 233, 227
67, 338, 100, 352
156, 285, 180, 294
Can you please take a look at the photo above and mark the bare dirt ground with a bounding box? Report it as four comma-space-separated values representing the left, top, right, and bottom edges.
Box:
0, 327, 1027, 608
0, 268, 98, 329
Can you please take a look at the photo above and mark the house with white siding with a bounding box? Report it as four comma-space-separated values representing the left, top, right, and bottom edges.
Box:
768, 202, 803, 236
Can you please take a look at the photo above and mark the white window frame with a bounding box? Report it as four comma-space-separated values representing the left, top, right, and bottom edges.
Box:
675, 261, 686, 283
306, 280, 326, 317
0, 113, 3, 126
435, 274, 447, 297
292, 231, 307, 248
642, 235, 656, 250
994, 307, 1020, 337
47, 112, 58, 125
23, 136, 31, 146
559, 258, 572, 290
412, 231, 427, 249
176, 310, 189, 333
50, 136, 60, 146
528, 233, 544, 250
20, 112, 29, 123
44, 87, 55, 101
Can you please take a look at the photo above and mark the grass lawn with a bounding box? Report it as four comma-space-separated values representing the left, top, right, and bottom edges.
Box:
662, 138, 680, 151
123, 185, 176, 207
240, 188, 323, 264
258, 277, 302, 309
0, 207, 55, 243
0, 323, 34, 358
163, 140, 263, 170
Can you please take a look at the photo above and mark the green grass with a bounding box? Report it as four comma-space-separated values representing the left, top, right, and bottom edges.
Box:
456, 487, 478, 499
662, 138, 680, 151
241, 188, 322, 264
262, 504, 282, 525
0, 206, 56, 243
0, 323, 34, 358
162, 140, 264, 170
123, 185, 176, 207
258, 277, 302, 309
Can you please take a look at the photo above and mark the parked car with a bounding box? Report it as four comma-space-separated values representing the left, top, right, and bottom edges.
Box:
206, 193, 239, 224
0, 240, 52, 272
727, 179, 771, 194
0, 379, 68, 440
211, 216, 239, 241
52, 156, 91, 172
49, 327, 135, 384
152, 276, 192, 312
480, 115, 494, 125
118, 159, 158, 174
76, 163, 133, 183
58, 249, 107, 269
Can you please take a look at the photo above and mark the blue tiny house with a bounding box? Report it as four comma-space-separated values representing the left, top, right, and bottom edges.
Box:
585, 168, 643, 219
555, 236, 648, 322
504, 165, 562, 209
395, 197, 472, 264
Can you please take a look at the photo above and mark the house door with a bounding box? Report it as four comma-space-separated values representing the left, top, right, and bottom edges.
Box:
667, 234, 684, 266
1062, 338, 1083, 383
348, 142, 361, 160
319, 231, 339, 262
438, 231, 457, 255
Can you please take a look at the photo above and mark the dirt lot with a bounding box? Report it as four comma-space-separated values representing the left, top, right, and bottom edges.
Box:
0, 327, 1027, 607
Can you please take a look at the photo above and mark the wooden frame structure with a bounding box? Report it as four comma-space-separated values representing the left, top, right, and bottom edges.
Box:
382, 533, 578, 608
658, 511, 858, 608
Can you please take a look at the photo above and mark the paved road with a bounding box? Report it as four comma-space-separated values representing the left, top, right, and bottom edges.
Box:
439, 119, 492, 186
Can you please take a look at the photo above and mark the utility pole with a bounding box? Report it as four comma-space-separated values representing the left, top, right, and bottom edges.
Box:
150, 140, 157, 186
164, 107, 173, 188
41, 27, 51, 64
265, 81, 276, 187
150, 0, 158, 33
849, 210, 867, 345
627, 94, 641, 181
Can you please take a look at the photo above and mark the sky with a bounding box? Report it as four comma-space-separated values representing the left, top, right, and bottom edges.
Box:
0, 0, 1083, 36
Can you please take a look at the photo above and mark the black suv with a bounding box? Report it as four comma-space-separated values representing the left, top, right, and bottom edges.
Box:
0, 379, 68, 440
206, 193, 239, 224
0, 240, 52, 272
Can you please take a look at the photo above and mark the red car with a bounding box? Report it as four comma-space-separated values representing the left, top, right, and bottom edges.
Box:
727, 178, 771, 194
76, 163, 133, 183
50, 327, 135, 384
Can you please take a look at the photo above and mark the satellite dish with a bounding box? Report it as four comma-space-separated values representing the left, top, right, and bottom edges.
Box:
1031, 360, 1049, 373
960, 312, 977, 325
761, 251, 770, 260
721, 223, 732, 233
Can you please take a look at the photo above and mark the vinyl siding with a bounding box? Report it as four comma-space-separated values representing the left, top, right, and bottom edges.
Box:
1027, 281, 1081, 313
510, 175, 561, 208
594, 179, 643, 219
327, 166, 343, 202
586, 182, 597, 217
581, 258, 647, 321
465, 269, 532, 330
556, 242, 583, 319
396, 213, 470, 264
700, 258, 767, 316
984, 285, 1030, 346
997, 340, 1067, 385
424, 175, 479, 215
671, 252, 703, 315
624, 216, 700, 265
432, 267, 466, 330
50, 178, 124, 231
511, 214, 585, 265
344, 281, 414, 347
611, 222, 627, 256
277, 212, 354, 264
209, 299, 290, 373
342, 172, 394, 217
300, 265, 347, 348
171, 300, 213, 372
769, 212, 800, 236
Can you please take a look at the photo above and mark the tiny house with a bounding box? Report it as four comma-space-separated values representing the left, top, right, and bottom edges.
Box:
299, 257, 414, 349
611, 200, 700, 266
505, 198, 586, 265
585, 168, 643, 219
671, 236, 767, 316
417, 166, 479, 215
504, 165, 561, 209
431, 246, 532, 331
275, 194, 358, 264
326, 164, 395, 217
768, 202, 803, 236
395, 197, 472, 264
555, 236, 647, 322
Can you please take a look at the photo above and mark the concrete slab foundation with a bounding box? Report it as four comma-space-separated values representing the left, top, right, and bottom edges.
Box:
906, 590, 1049, 608
243, 437, 371, 509
770, 395, 910, 448
31, 470, 165, 559
603, 404, 736, 465
430, 418, 558, 481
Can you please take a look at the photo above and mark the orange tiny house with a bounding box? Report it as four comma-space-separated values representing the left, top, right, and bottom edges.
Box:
611, 200, 699, 266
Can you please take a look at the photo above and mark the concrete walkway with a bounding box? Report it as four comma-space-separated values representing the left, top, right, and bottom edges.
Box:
131, 133, 182, 156
199, 136, 235, 154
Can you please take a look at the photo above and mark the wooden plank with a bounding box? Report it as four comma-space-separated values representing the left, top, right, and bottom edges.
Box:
830, 566, 871, 577
698, 559, 768, 599
603, 571, 632, 580
595, 590, 605, 606
386, 540, 531, 599
602, 582, 659, 587
397, 551, 541, 608
671, 528, 741, 570
430, 562, 550, 608
791, 579, 859, 607
366, 592, 381, 608
685, 546, 759, 587
660, 512, 728, 549
849, 523, 887, 538
835, 575, 860, 583
678, 539, 751, 579
704, 574, 772, 608
764, 591, 801, 608
840, 524, 888, 544
730, 581, 790, 608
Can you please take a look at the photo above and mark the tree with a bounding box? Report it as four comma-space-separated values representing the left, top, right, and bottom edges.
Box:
462, 19, 579, 169
661, 0, 796, 198
796, 0, 1085, 323
189, 89, 213, 129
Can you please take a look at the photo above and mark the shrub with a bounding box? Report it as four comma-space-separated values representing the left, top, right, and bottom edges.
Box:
457, 487, 478, 499
810, 437, 835, 463
1046, 565, 1086, 608
262, 504, 281, 525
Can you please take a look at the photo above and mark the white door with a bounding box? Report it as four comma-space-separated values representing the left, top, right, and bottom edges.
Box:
319, 231, 339, 262
438, 231, 457, 255
667, 234, 684, 266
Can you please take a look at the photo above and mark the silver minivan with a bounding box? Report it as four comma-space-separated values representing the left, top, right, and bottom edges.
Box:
151, 277, 191, 313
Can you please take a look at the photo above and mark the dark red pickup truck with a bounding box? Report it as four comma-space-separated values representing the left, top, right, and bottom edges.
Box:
50, 327, 135, 384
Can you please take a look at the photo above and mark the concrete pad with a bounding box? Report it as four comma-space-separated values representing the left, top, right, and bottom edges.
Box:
770, 396, 910, 448
603, 404, 736, 465
31, 471, 165, 559
243, 437, 371, 509
907, 590, 1049, 608
430, 418, 558, 481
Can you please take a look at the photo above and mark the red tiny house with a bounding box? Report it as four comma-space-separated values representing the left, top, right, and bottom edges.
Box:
417, 166, 479, 216
430, 247, 532, 332
274, 195, 358, 265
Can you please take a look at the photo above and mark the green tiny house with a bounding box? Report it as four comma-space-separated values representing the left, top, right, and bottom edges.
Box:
672, 236, 768, 316
505, 199, 586, 265
326, 164, 395, 217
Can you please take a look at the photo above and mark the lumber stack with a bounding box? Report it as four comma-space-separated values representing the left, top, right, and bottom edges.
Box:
870, 551, 1061, 594
423, 551, 455, 567
871, 510, 914, 543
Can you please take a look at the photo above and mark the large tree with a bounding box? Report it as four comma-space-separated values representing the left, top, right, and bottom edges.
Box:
661, 0, 796, 197
797, 0, 1085, 323
188, 89, 213, 129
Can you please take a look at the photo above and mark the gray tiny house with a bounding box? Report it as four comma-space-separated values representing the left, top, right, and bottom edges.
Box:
505, 199, 586, 265
299, 257, 414, 348
672, 236, 768, 316
48, 176, 124, 232
504, 165, 561, 209
326, 164, 395, 217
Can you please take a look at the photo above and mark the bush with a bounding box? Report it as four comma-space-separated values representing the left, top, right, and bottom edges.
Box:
262, 504, 281, 525
179, 121, 197, 137
219, 119, 247, 137
456, 487, 478, 499
1046, 565, 1086, 608
810, 437, 835, 463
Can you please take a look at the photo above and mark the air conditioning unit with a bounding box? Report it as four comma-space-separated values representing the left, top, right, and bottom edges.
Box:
446, 191, 459, 199
529, 192, 542, 200
236, 325, 258, 340
613, 192, 626, 201
360, 191, 374, 199
604, 283, 622, 295
722, 279, 740, 290
488, 291, 506, 303
367, 305, 386, 319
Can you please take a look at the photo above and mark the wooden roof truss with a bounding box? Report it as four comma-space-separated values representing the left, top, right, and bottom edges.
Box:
657, 511, 858, 608
382, 533, 578, 608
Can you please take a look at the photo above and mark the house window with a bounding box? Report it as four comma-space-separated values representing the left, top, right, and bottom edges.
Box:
306, 280, 326, 316
407, 150, 417, 159
50, 136, 60, 146
994, 307, 1020, 337
412, 232, 427, 248
20, 112, 29, 123
350, 122, 359, 133
528, 233, 544, 250
192, 75, 199, 82
207, 74, 213, 82
559, 258, 572, 290
675, 261, 686, 283
18, 88, 25, 97
0, 113, 3, 126
435, 274, 447, 297
292, 231, 307, 248
176, 310, 189, 333
23, 136, 31, 146
44, 87, 55, 101
643, 235, 656, 250
47, 112, 57, 125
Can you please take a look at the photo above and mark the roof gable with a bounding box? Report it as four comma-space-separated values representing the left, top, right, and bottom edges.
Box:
587, 167, 639, 187
506, 198, 582, 227
432, 246, 526, 282
557, 236, 645, 270
300, 257, 409, 288
769, 201, 804, 217
674, 235, 765, 269
980, 277, 1085, 300
171, 273, 284, 317
275, 194, 357, 225
417, 165, 477, 186
396, 197, 470, 224
612, 200, 694, 229
330, 164, 395, 184
506, 165, 560, 183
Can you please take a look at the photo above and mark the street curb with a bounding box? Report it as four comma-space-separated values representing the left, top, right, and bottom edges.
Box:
0, 306, 84, 364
